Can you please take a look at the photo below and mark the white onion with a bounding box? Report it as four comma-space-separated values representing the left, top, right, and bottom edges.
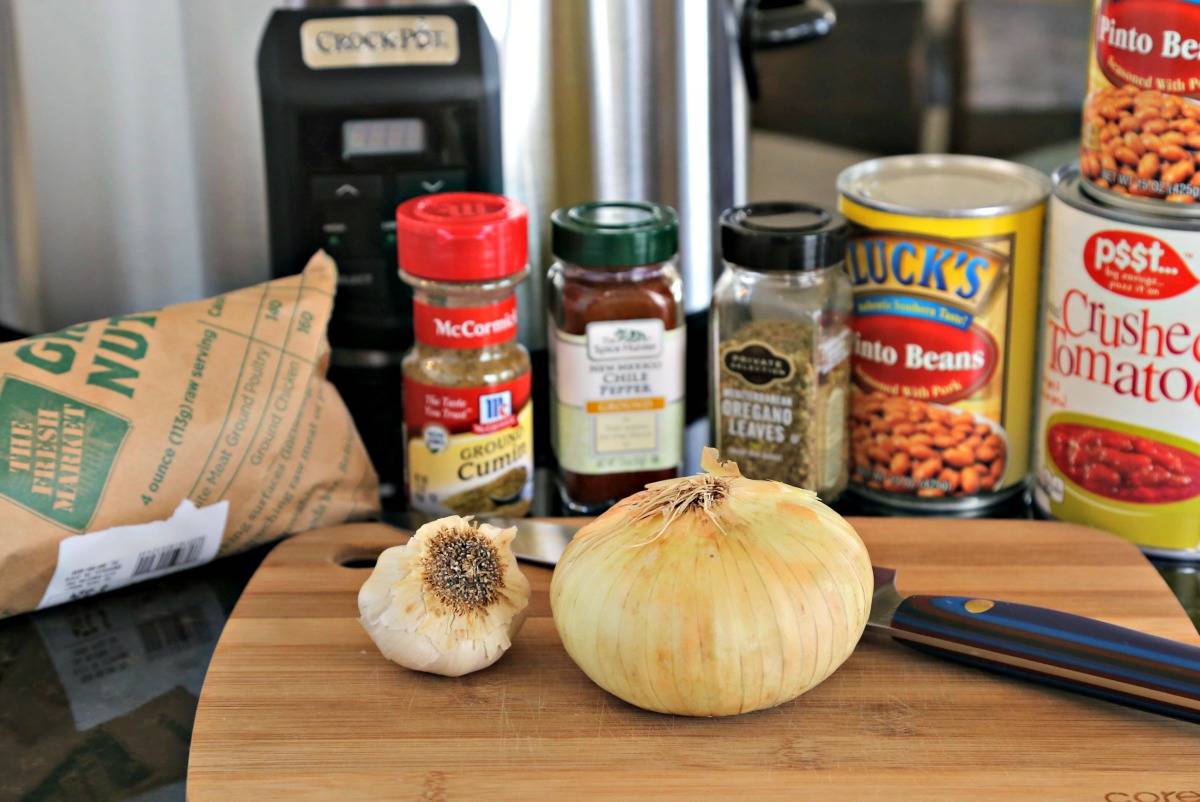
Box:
550, 450, 873, 716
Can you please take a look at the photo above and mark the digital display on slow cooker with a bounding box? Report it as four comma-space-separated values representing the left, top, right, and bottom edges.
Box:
342, 118, 426, 158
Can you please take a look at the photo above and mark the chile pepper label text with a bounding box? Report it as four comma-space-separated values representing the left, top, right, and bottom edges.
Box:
551, 320, 684, 475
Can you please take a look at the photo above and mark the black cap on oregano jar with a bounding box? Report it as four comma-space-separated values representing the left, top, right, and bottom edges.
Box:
720, 202, 847, 271
551, 201, 678, 267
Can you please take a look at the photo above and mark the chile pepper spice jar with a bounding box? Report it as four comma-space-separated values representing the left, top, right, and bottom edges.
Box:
548, 202, 685, 514
711, 202, 853, 502
397, 192, 534, 517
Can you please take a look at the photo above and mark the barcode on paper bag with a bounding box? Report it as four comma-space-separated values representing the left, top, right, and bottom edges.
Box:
132, 537, 207, 578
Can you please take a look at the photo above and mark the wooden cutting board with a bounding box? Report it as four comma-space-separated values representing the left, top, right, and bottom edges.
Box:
188, 519, 1200, 801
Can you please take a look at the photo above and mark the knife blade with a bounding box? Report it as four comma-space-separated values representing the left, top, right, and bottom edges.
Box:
870, 565, 1200, 724
394, 511, 578, 567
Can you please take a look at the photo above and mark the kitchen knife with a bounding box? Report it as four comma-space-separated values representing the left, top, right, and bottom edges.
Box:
394, 512, 577, 567
870, 565, 1200, 724
397, 514, 1200, 723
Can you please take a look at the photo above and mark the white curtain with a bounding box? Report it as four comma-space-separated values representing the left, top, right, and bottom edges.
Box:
13, 0, 278, 330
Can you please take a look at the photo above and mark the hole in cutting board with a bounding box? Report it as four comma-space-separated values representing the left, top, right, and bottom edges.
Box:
336, 548, 383, 569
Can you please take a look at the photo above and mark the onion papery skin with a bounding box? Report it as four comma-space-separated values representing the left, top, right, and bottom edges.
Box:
550, 469, 873, 717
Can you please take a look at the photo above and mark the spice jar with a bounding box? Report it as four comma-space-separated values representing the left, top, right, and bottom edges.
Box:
397, 192, 534, 517
548, 201, 684, 514
711, 202, 852, 501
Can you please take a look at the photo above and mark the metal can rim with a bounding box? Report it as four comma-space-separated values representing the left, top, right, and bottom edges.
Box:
1053, 164, 1200, 231
1077, 175, 1200, 220
849, 482, 1028, 515
837, 154, 1052, 219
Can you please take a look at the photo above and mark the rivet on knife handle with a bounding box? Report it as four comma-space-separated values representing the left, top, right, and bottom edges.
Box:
889, 595, 1200, 724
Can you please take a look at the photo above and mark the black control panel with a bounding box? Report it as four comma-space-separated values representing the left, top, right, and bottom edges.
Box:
257, 6, 502, 500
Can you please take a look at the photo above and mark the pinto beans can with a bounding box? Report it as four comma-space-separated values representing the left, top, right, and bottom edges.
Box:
1080, 0, 1200, 213
1033, 167, 1200, 557
838, 155, 1051, 513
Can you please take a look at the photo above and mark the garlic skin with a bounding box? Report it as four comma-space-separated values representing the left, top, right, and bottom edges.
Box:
359, 516, 531, 677
550, 449, 873, 717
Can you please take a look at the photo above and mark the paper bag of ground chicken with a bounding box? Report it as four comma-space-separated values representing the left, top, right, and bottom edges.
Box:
0, 252, 379, 617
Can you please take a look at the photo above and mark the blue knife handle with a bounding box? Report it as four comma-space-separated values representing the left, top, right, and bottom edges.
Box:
890, 595, 1200, 724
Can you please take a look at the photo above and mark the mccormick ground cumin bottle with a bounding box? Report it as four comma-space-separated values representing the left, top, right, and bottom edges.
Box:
547, 202, 684, 514
396, 193, 534, 517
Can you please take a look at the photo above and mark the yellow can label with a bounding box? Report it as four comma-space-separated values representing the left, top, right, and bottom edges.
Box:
839, 196, 1046, 502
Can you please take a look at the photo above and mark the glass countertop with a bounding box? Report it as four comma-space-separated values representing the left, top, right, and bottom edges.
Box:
0, 504, 1195, 802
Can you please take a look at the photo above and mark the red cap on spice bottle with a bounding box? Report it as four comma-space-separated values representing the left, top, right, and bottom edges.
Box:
396, 192, 528, 282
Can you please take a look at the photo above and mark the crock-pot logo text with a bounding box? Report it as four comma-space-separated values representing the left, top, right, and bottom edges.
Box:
300, 16, 460, 69
313, 23, 450, 55
846, 232, 1005, 312
1046, 287, 1200, 407
1084, 229, 1198, 300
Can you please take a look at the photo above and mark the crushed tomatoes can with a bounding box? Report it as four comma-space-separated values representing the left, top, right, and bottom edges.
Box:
837, 155, 1051, 513
1080, 0, 1200, 213
1033, 166, 1200, 557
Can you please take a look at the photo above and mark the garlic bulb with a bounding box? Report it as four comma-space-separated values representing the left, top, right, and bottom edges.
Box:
550, 449, 873, 717
359, 516, 530, 677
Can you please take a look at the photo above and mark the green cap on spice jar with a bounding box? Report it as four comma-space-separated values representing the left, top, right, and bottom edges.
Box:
551, 201, 678, 268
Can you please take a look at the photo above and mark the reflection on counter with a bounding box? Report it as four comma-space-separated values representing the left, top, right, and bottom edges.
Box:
1155, 561, 1200, 632
0, 545, 270, 802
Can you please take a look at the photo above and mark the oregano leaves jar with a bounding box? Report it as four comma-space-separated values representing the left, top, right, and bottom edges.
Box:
547, 202, 685, 514
711, 202, 852, 502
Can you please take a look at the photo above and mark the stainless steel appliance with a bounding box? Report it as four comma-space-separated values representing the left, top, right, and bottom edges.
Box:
464, 0, 835, 344
276, 0, 833, 342
1, 0, 834, 503
3, 0, 834, 340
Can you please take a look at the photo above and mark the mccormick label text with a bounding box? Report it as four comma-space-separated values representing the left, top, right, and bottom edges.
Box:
413, 297, 518, 349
